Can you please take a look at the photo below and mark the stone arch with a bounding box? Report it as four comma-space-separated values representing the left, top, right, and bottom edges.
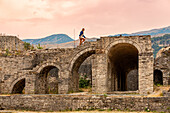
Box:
106, 41, 140, 91
35, 63, 60, 94
34, 62, 61, 74
69, 47, 96, 92
69, 47, 95, 71
106, 39, 142, 54
154, 69, 163, 85
10, 76, 26, 94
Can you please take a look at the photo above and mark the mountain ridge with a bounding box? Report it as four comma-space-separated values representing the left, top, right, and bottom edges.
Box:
23, 34, 74, 45
111, 26, 170, 37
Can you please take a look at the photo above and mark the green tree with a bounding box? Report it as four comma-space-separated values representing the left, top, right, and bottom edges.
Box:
24, 42, 31, 50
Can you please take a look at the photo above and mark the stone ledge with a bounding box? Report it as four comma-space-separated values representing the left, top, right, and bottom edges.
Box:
0, 95, 169, 112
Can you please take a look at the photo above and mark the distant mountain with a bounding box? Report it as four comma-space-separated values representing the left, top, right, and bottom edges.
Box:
111, 26, 170, 37
46, 38, 98, 48
22, 26, 170, 58
23, 34, 74, 45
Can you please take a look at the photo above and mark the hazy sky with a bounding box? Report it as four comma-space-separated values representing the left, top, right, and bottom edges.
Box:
0, 0, 170, 39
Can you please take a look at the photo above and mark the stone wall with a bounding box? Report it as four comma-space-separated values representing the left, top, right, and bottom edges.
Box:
0, 35, 154, 95
154, 46, 170, 85
0, 95, 169, 112
0, 36, 24, 51
0, 55, 35, 93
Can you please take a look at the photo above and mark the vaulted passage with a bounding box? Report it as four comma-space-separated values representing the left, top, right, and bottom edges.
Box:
154, 70, 163, 85
71, 50, 95, 92
36, 66, 59, 94
12, 78, 25, 94
108, 43, 138, 91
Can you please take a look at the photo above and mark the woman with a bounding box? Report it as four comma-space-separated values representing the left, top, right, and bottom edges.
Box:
79, 28, 86, 45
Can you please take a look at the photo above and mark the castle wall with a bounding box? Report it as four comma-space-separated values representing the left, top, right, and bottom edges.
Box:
0, 36, 24, 51
0, 35, 154, 95
154, 46, 170, 85
0, 95, 169, 112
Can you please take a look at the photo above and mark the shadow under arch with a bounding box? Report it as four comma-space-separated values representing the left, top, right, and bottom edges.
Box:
69, 48, 96, 92
11, 78, 25, 94
35, 65, 59, 94
107, 43, 139, 91
154, 69, 163, 85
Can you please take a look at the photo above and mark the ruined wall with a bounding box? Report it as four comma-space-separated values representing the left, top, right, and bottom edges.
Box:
0, 95, 169, 112
0, 36, 24, 51
0, 35, 154, 95
92, 35, 154, 94
154, 46, 170, 85
0, 55, 36, 93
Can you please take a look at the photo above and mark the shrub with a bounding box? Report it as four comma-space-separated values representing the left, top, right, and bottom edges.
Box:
24, 42, 31, 50
79, 77, 91, 88
104, 94, 107, 97
4, 49, 10, 56
36, 43, 43, 49
145, 108, 150, 112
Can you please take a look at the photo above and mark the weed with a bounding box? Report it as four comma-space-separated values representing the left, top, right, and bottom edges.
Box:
107, 108, 112, 111
36, 43, 43, 49
68, 90, 74, 94
88, 107, 95, 111
159, 92, 163, 96
145, 108, 150, 112
103, 94, 107, 97
98, 109, 105, 111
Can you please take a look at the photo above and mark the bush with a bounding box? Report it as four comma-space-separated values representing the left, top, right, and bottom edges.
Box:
79, 77, 91, 88
24, 42, 31, 50
36, 43, 43, 49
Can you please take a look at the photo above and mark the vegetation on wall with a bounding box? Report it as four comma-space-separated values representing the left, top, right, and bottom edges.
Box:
36, 43, 43, 49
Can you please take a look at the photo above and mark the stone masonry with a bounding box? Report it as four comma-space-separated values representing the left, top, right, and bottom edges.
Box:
0, 36, 24, 51
0, 35, 154, 95
0, 95, 169, 112
154, 46, 170, 85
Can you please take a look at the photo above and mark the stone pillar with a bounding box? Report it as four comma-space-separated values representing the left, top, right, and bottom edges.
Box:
139, 53, 154, 95
25, 73, 36, 94
92, 52, 107, 93
58, 70, 69, 94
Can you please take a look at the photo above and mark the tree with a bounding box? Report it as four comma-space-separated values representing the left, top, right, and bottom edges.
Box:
24, 42, 31, 50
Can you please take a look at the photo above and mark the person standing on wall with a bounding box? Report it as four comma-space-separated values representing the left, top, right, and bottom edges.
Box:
79, 28, 86, 45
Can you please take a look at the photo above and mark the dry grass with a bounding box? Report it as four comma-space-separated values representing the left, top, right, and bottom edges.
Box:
147, 85, 170, 97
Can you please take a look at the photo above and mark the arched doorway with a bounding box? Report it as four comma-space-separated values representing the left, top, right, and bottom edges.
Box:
107, 43, 139, 91
70, 50, 95, 92
154, 69, 163, 85
12, 78, 25, 94
36, 66, 59, 94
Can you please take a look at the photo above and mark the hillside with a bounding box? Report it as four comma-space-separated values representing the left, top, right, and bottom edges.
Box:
23, 34, 74, 45
112, 26, 170, 37
151, 34, 170, 57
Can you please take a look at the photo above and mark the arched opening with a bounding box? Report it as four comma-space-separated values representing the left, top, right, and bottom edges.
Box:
108, 43, 139, 91
71, 50, 95, 92
154, 69, 163, 85
36, 66, 59, 94
12, 78, 25, 94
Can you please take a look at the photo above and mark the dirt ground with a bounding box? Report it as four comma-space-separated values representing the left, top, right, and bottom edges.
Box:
0, 110, 155, 113
147, 85, 170, 97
